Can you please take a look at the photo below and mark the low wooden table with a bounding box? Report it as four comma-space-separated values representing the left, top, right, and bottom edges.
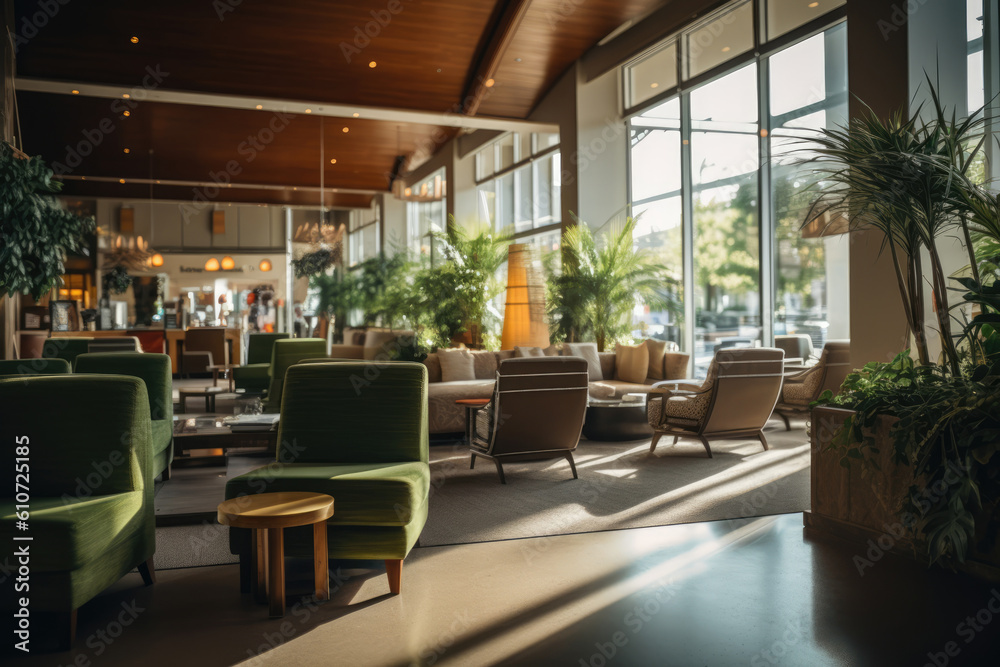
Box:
217, 492, 335, 618
172, 416, 278, 462
456, 398, 491, 445
177, 386, 225, 413
207, 364, 235, 392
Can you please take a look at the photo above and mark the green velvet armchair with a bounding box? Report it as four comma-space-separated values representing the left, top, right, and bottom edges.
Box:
226, 361, 429, 597
42, 338, 92, 370
0, 375, 156, 647
0, 358, 71, 378
233, 332, 290, 394
261, 338, 328, 413
75, 353, 175, 480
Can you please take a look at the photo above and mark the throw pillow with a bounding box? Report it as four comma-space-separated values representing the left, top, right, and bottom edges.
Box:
515, 346, 545, 357
564, 342, 603, 382
438, 348, 476, 382
644, 339, 667, 380
615, 343, 649, 384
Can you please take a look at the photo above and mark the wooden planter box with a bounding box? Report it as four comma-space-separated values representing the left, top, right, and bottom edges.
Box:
807, 405, 1000, 580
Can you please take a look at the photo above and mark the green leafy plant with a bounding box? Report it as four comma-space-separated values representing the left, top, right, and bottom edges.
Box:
0, 143, 95, 300
549, 215, 679, 351
102, 265, 133, 295
413, 221, 510, 348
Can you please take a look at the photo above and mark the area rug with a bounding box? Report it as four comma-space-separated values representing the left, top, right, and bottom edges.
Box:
420, 420, 811, 547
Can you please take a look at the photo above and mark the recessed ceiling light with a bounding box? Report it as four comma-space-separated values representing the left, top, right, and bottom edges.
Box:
305, 108, 312, 114
155, 180, 160, 184
369, 61, 377, 68
436, 68, 442, 73
650, 82, 659, 89
514, 58, 522, 62
123, 148, 131, 154
722, 46, 731, 52
352, 112, 360, 118
130, 36, 139, 44
123, 110, 131, 117
342, 127, 349, 133
485, 78, 495, 88
330, 158, 337, 164
808, 1, 819, 6
293, 187, 298, 191
122, 93, 130, 99
760, 129, 769, 137
119, 178, 126, 184
71, 89, 80, 95
255, 104, 263, 110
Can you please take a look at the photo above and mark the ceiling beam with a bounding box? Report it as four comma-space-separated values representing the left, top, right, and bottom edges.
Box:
14, 77, 559, 134
462, 0, 534, 117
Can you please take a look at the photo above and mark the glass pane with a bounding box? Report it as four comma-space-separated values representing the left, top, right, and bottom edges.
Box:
478, 185, 496, 228
691, 131, 758, 186
478, 146, 495, 180
770, 25, 847, 130
632, 96, 681, 129
969, 51, 985, 113
766, 0, 845, 40
693, 178, 760, 378
534, 157, 553, 225
684, 1, 754, 80
498, 135, 516, 171
514, 165, 532, 232
633, 196, 684, 349
498, 172, 514, 229
516, 133, 531, 162
968, 0, 983, 40
628, 41, 678, 108
690, 63, 758, 132
630, 129, 681, 201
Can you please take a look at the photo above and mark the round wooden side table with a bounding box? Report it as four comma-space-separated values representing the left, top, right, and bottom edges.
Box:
217, 492, 335, 618
455, 398, 491, 445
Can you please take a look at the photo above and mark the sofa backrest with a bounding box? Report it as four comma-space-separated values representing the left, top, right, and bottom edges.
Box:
0, 375, 152, 497
278, 361, 428, 464
246, 332, 291, 365
75, 353, 173, 423
0, 358, 71, 377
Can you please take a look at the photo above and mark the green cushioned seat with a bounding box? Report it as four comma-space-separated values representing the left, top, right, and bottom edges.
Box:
261, 338, 328, 413
42, 338, 92, 370
227, 361, 428, 594
0, 375, 155, 621
0, 493, 144, 573
0, 357, 71, 377
225, 462, 429, 526
234, 333, 290, 394
75, 353, 174, 480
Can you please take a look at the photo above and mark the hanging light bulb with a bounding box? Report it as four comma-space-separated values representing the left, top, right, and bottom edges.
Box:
259, 259, 272, 272
221, 256, 235, 270
150, 253, 164, 267
205, 258, 220, 271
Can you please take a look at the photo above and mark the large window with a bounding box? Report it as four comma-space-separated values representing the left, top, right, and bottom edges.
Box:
477, 132, 561, 246
627, 3, 849, 377
406, 169, 447, 257
348, 203, 380, 267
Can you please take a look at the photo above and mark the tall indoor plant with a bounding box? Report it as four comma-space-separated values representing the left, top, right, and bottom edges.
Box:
805, 85, 1000, 566
548, 215, 679, 351
0, 143, 95, 301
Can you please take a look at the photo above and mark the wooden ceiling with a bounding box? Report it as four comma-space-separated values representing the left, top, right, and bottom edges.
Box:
12, 0, 669, 207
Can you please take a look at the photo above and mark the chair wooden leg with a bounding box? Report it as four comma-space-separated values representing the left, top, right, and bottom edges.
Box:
565, 451, 578, 479
385, 559, 403, 595
470, 453, 477, 469
758, 431, 770, 452
62, 608, 78, 650
650, 432, 662, 453
777, 411, 791, 431
313, 521, 329, 601
494, 460, 507, 484
138, 557, 156, 586
699, 436, 713, 458
161, 463, 171, 481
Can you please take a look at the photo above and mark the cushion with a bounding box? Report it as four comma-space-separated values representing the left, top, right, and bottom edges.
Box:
664, 352, 690, 380
544, 345, 561, 356
644, 339, 667, 380
471, 350, 499, 379
225, 462, 429, 527
615, 343, 649, 384
0, 493, 144, 573
515, 346, 545, 357
438, 348, 476, 382
427, 380, 496, 433
564, 342, 603, 382
423, 353, 443, 383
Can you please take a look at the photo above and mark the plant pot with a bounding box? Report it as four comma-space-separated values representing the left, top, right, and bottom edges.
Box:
807, 405, 1000, 580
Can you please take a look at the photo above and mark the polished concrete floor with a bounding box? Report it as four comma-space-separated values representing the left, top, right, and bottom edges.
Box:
5, 513, 998, 666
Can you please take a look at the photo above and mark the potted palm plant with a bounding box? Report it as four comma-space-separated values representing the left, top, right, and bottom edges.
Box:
547, 215, 679, 351
804, 84, 1000, 570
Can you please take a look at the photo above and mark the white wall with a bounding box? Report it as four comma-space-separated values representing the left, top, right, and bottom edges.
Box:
575, 65, 629, 230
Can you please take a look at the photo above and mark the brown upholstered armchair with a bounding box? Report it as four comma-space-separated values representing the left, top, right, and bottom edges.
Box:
773, 341, 851, 430
647, 348, 785, 457
471, 357, 589, 484
179, 327, 227, 376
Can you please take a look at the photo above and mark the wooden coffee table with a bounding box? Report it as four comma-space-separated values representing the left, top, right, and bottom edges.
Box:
177, 386, 225, 413
217, 492, 335, 618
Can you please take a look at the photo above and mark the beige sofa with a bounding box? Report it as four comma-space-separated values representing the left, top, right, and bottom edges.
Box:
422, 344, 689, 434
330, 328, 416, 360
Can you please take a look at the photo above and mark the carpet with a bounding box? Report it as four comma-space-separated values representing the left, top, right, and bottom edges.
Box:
419, 419, 811, 547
